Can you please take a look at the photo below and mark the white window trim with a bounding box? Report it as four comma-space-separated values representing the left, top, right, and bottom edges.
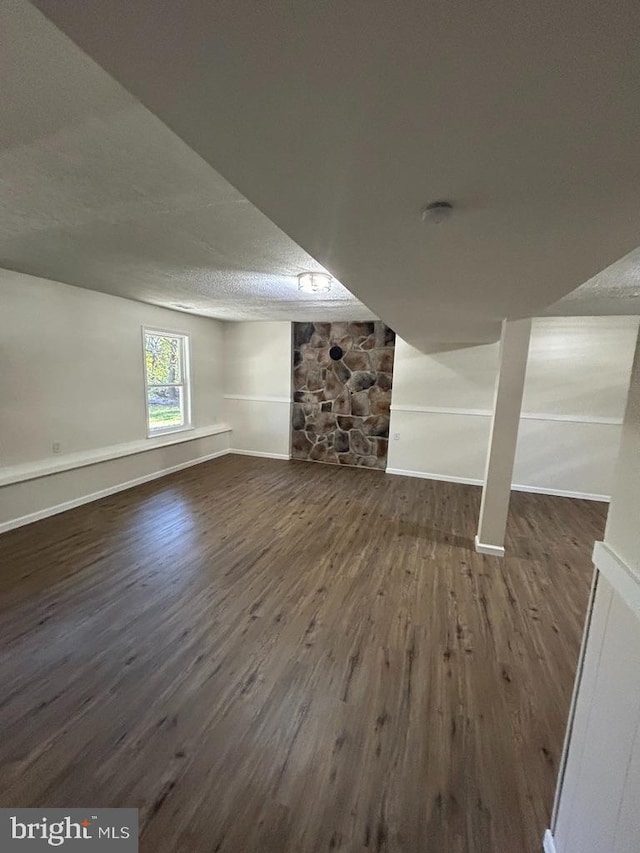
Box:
142, 326, 193, 438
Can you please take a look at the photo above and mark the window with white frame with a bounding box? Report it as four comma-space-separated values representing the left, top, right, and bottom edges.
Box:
143, 329, 191, 435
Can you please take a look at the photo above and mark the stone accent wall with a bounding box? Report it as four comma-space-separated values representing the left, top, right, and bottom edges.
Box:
291, 321, 396, 469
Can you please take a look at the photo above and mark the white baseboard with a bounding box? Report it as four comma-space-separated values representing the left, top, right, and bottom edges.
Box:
474, 535, 505, 558
543, 829, 557, 853
0, 448, 230, 535
511, 483, 610, 502
229, 449, 291, 460
386, 468, 483, 487
385, 467, 609, 502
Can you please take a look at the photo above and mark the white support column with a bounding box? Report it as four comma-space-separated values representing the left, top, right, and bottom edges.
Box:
475, 318, 531, 557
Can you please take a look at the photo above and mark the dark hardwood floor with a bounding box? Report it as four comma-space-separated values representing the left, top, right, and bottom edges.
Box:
0, 456, 606, 852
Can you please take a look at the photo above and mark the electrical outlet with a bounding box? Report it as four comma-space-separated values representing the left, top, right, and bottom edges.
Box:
393, 433, 400, 441
52, 441, 62, 454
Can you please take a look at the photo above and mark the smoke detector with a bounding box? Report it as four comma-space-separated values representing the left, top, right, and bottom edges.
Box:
422, 201, 454, 224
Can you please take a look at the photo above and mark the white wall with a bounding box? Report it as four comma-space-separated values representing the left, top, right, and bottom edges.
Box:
0, 270, 228, 530
388, 317, 639, 499
223, 321, 292, 458
2, 278, 635, 530
552, 327, 640, 853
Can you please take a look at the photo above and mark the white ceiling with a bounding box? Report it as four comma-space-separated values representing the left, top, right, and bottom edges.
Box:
29, 0, 640, 347
545, 247, 640, 316
0, 0, 375, 322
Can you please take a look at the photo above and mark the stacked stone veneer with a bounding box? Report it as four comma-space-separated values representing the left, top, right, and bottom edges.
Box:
291, 321, 396, 468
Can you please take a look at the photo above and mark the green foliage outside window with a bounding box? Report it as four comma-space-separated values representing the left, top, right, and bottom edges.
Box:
145, 334, 182, 385
144, 332, 188, 432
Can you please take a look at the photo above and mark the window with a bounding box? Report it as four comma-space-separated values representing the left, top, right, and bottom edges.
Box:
143, 329, 191, 435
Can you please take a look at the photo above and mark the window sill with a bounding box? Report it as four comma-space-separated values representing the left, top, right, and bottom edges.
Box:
0, 423, 232, 487
147, 424, 195, 439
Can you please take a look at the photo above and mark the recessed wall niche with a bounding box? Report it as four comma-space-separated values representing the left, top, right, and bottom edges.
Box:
291, 321, 396, 469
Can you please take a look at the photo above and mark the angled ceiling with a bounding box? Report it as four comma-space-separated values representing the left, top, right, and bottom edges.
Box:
545, 247, 640, 317
0, 0, 374, 322
29, 0, 640, 347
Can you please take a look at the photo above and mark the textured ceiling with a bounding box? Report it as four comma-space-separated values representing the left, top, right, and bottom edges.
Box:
545, 247, 640, 316
30, 0, 640, 347
0, 0, 375, 322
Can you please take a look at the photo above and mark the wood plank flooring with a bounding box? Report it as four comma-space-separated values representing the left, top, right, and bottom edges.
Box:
0, 456, 606, 852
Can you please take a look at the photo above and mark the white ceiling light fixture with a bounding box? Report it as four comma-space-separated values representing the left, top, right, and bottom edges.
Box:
422, 200, 454, 224
298, 271, 332, 293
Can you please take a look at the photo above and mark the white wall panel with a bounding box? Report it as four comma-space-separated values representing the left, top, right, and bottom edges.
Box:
388, 317, 638, 499
0, 269, 226, 527
552, 328, 640, 853
222, 320, 292, 457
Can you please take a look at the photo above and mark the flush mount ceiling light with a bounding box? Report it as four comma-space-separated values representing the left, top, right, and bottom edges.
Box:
422, 200, 454, 224
297, 272, 332, 293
